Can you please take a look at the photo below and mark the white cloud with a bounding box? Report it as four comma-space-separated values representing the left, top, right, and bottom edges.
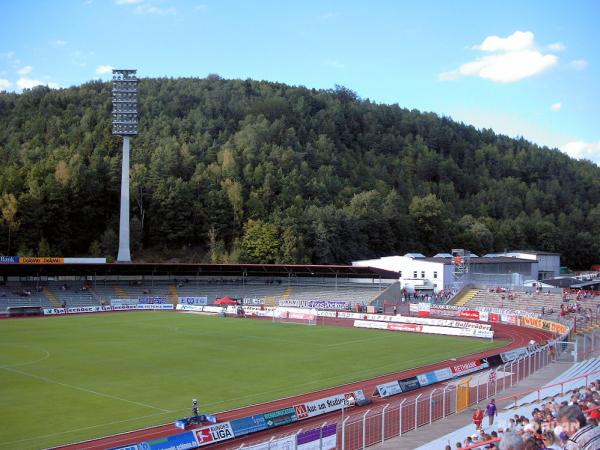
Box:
0, 79, 11, 90
16, 77, 60, 90
17, 65, 33, 75
323, 59, 345, 69
83, 0, 93, 4
135, 4, 176, 15
96, 64, 114, 74
115, 0, 143, 4
547, 42, 566, 51
473, 30, 534, 52
195, 4, 207, 10
52, 39, 67, 46
440, 50, 557, 83
561, 141, 600, 163
568, 59, 588, 70
550, 102, 562, 111
440, 31, 558, 83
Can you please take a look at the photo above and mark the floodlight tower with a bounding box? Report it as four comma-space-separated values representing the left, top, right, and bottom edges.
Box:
451, 248, 470, 289
112, 69, 138, 262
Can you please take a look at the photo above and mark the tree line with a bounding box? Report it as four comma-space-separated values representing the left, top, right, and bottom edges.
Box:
0, 76, 599, 269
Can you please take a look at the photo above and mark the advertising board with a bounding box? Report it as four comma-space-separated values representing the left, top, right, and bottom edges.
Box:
178, 297, 208, 306
450, 358, 489, 377
398, 376, 421, 393
230, 414, 268, 437
0, 256, 19, 263
376, 381, 402, 398
278, 300, 348, 310
297, 424, 337, 450
194, 422, 234, 447
138, 431, 199, 450
262, 407, 297, 428
138, 296, 168, 304
176, 304, 205, 312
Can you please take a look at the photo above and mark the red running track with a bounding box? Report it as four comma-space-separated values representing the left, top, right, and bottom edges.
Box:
56, 319, 553, 450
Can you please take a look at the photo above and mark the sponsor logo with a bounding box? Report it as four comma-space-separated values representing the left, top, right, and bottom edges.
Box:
294, 404, 309, 419
19, 257, 64, 264
195, 423, 234, 446
0, 256, 19, 263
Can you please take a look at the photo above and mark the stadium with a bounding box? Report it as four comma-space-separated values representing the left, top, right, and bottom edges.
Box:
2, 15, 600, 449
1, 253, 599, 450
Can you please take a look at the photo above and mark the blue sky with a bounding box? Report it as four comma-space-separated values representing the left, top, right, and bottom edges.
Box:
1, 0, 598, 162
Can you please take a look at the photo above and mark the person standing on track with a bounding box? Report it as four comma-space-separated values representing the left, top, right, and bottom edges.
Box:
473, 406, 484, 430
486, 398, 497, 426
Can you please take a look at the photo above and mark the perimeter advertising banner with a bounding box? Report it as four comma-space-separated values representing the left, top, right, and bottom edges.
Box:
376, 380, 402, 398
519, 316, 569, 335
194, 422, 234, 447
43, 308, 66, 315
397, 376, 421, 393
278, 299, 348, 310
450, 358, 489, 377
230, 414, 268, 437
138, 431, 199, 450
178, 297, 208, 306
20, 257, 64, 264
500, 347, 530, 363
0, 256, 19, 263
294, 390, 364, 420
262, 407, 298, 428
297, 424, 337, 450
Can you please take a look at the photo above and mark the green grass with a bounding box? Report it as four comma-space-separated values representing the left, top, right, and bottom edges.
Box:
0, 312, 505, 449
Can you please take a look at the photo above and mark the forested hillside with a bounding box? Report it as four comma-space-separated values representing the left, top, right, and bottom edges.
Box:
0, 76, 599, 268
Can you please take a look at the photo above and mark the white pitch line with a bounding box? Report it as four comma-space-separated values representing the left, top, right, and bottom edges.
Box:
0, 345, 51, 368
0, 411, 173, 448
0, 366, 171, 413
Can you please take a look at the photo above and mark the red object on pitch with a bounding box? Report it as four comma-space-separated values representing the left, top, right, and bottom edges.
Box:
214, 296, 237, 305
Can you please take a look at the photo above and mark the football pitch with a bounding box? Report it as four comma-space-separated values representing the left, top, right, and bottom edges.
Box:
0, 312, 505, 449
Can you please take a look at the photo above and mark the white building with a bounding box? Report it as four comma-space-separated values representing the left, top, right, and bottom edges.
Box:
353, 251, 541, 293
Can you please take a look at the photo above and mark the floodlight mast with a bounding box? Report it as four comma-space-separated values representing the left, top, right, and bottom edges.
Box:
112, 69, 138, 262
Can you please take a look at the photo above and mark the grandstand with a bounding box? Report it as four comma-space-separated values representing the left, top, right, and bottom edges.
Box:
414, 357, 600, 449
0, 262, 398, 311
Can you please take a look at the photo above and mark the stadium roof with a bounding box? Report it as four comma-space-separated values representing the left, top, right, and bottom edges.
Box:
419, 256, 534, 264
0, 262, 399, 279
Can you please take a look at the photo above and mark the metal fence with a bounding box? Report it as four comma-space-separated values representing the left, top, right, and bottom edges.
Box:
237, 336, 582, 450
336, 344, 556, 450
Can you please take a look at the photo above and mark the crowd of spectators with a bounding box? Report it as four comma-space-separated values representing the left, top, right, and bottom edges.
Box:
445, 382, 600, 449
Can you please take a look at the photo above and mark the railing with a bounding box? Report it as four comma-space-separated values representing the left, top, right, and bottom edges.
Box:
500, 368, 600, 408
236, 326, 600, 449
237, 342, 564, 450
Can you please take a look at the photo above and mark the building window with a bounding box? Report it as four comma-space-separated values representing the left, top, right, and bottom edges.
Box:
399, 271, 402, 278
413, 271, 417, 278
421, 271, 425, 278
433, 271, 438, 279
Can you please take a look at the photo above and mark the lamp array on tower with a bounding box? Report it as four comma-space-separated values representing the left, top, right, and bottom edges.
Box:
112, 69, 138, 136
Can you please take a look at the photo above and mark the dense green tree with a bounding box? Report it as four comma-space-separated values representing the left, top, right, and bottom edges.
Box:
0, 77, 599, 268
240, 219, 280, 263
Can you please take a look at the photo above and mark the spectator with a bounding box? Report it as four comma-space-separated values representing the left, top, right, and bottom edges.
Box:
540, 430, 561, 450
487, 399, 498, 426
557, 404, 600, 450
473, 406, 484, 430
498, 432, 523, 450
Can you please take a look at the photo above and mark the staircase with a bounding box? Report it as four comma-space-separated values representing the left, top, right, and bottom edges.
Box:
114, 286, 129, 298
43, 288, 62, 308
282, 287, 293, 301
452, 288, 479, 307
168, 285, 179, 305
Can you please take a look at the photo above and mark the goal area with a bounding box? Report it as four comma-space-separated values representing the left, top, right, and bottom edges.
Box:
273, 307, 318, 326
